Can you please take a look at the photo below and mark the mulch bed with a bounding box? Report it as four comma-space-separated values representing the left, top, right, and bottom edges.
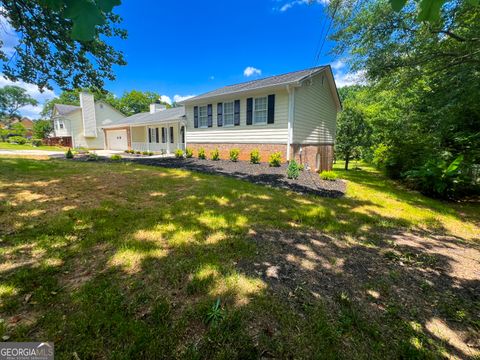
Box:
131, 157, 346, 198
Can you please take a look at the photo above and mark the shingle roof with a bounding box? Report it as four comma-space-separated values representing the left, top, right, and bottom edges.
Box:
103, 107, 185, 128
181, 66, 327, 103
54, 104, 81, 115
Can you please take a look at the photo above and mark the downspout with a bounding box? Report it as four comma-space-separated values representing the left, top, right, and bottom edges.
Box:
286, 85, 295, 161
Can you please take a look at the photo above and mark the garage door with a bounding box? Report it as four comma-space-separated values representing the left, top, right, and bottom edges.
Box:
107, 130, 128, 150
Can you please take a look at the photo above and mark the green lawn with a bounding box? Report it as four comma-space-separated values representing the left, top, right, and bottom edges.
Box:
0, 158, 478, 359
0, 142, 66, 151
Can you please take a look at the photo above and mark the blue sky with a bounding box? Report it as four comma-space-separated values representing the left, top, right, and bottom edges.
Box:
1, 0, 359, 117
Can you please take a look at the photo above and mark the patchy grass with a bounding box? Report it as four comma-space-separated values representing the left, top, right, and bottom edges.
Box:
0, 142, 66, 151
0, 157, 478, 359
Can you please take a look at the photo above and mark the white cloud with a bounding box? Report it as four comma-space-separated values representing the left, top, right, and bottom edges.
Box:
278, 0, 329, 12
173, 94, 195, 103
243, 66, 262, 77
0, 75, 57, 119
331, 59, 346, 71
333, 70, 367, 88
160, 95, 172, 105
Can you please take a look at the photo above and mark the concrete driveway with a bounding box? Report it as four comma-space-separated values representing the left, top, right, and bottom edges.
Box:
0, 149, 65, 157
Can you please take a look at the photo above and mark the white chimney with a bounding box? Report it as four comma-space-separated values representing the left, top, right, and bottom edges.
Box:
80, 92, 97, 138
150, 100, 167, 114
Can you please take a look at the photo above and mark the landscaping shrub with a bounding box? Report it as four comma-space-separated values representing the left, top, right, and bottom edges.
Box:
148, 151, 154, 156
229, 148, 240, 162
269, 152, 282, 167
299, 164, 305, 171
250, 149, 260, 164
124, 149, 135, 154
210, 148, 220, 161
320, 170, 338, 181
30, 139, 42, 147
287, 160, 300, 179
8, 136, 26, 145
110, 154, 122, 161
142, 151, 149, 156
65, 148, 74, 159
175, 149, 185, 158
198, 148, 206, 159
135, 151, 141, 155
87, 153, 99, 161
185, 148, 193, 158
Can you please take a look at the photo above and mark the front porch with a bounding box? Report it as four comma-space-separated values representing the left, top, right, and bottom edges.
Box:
130, 122, 185, 154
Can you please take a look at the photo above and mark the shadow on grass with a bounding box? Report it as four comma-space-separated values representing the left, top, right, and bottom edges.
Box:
0, 158, 478, 359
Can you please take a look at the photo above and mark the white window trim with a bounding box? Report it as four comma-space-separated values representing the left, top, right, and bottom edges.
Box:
199, 105, 208, 128
223, 101, 235, 127
253, 97, 268, 125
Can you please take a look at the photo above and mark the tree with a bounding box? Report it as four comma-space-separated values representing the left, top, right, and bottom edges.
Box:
0, 0, 126, 91
336, 106, 370, 170
114, 90, 170, 116
0, 85, 38, 125
33, 119, 53, 139
329, 0, 480, 197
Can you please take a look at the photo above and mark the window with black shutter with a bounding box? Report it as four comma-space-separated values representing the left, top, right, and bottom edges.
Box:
207, 104, 213, 127
246, 98, 253, 125
170, 127, 174, 143
267, 94, 275, 124
148, 128, 152, 143
155, 128, 159, 143
194, 106, 199, 128
217, 103, 223, 127
161, 127, 166, 143
234, 100, 240, 126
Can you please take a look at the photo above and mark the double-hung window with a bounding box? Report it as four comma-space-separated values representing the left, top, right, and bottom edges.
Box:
223, 101, 234, 127
199, 106, 208, 128
254, 97, 267, 125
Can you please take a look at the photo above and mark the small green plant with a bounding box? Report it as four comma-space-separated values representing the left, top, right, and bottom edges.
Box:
205, 298, 224, 325
198, 148, 206, 159
142, 151, 149, 156
298, 163, 305, 171
175, 149, 185, 158
65, 148, 74, 159
30, 139, 42, 147
287, 160, 300, 179
229, 148, 240, 162
135, 151, 141, 155
185, 148, 193, 158
87, 153, 99, 161
148, 151, 154, 156
269, 152, 282, 167
250, 149, 260, 164
110, 154, 122, 161
124, 150, 130, 154
8, 136, 26, 145
320, 170, 338, 181
210, 148, 220, 161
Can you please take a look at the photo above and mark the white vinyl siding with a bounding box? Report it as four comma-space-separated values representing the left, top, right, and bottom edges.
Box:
223, 102, 234, 127
253, 97, 267, 125
199, 106, 208, 128
293, 73, 338, 144
186, 89, 289, 144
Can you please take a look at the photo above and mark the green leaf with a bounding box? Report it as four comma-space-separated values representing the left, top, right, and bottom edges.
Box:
390, 0, 408, 12
97, 0, 121, 12
445, 155, 463, 174
64, 0, 106, 41
466, 0, 479, 5
418, 0, 445, 22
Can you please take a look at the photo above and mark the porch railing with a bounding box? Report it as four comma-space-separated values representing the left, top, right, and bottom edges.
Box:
131, 142, 185, 154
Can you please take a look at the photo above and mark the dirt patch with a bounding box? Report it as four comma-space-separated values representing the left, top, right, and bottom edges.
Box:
238, 228, 480, 359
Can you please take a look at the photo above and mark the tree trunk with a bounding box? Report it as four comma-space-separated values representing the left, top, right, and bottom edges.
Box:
345, 155, 350, 170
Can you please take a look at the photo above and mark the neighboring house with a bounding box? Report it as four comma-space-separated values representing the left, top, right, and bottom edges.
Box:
51, 93, 125, 149
179, 65, 341, 171
1, 117, 34, 137
100, 65, 340, 171
102, 103, 186, 152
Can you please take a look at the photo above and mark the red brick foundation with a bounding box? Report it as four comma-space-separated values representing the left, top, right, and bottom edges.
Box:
186, 143, 287, 163
186, 143, 334, 172
291, 144, 334, 172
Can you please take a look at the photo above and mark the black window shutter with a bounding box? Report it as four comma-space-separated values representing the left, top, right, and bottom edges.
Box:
155, 128, 159, 143
194, 106, 199, 128
207, 104, 213, 127
170, 127, 174, 143
217, 103, 223, 127
148, 128, 152, 143
162, 128, 166, 143
268, 94, 275, 124
234, 100, 240, 126
246, 98, 253, 125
